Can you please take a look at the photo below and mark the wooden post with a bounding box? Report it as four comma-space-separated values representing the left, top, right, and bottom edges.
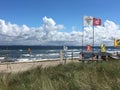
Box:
60, 50, 63, 64
64, 51, 66, 64
72, 50, 73, 62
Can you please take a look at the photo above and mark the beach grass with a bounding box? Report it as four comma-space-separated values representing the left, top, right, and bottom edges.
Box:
0, 60, 120, 90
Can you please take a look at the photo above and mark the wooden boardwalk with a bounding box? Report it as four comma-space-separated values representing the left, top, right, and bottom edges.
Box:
79, 59, 105, 63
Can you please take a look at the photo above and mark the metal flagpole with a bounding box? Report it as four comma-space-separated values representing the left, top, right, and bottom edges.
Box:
82, 16, 84, 59
93, 25, 94, 54
92, 18, 95, 59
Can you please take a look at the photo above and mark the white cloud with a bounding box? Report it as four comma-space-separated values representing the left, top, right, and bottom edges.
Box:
0, 17, 120, 46
43, 16, 56, 26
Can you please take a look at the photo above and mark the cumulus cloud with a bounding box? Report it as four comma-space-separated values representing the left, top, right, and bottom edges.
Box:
0, 17, 120, 46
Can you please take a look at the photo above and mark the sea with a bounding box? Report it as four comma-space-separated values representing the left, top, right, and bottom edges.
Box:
0, 45, 120, 62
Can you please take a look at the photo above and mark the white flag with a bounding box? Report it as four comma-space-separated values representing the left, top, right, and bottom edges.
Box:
83, 16, 93, 26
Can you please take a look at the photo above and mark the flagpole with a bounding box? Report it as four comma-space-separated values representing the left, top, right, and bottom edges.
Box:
92, 18, 95, 58
82, 16, 84, 59
92, 17, 101, 55
82, 31, 84, 53
93, 25, 94, 54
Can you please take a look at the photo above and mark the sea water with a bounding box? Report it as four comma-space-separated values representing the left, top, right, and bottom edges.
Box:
0, 45, 119, 62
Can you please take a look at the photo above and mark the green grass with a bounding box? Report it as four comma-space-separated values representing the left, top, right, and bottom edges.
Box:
0, 61, 120, 90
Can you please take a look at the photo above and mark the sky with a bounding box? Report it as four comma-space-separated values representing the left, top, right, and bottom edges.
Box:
0, 0, 120, 46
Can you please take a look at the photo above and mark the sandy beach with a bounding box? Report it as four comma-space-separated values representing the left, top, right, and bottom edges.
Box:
0, 60, 78, 73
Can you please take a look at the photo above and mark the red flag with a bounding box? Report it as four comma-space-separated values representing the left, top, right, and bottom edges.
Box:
86, 45, 92, 52
93, 18, 101, 26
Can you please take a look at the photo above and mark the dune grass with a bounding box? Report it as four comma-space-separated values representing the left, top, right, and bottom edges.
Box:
0, 61, 120, 90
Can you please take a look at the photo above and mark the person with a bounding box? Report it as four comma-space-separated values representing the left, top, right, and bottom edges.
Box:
92, 54, 96, 60
96, 55, 99, 60
28, 48, 31, 54
82, 52, 84, 59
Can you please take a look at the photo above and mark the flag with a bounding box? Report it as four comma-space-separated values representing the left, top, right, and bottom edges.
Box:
100, 44, 106, 52
93, 18, 101, 26
86, 45, 92, 52
83, 16, 93, 26
114, 39, 120, 47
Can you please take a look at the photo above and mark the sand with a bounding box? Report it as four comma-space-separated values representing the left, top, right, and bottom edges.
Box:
0, 60, 78, 73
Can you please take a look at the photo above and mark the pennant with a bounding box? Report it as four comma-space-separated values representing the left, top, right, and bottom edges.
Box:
83, 16, 93, 26
86, 45, 92, 52
100, 44, 106, 52
93, 18, 101, 26
114, 39, 120, 47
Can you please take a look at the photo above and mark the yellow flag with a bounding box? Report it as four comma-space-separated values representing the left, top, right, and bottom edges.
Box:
114, 39, 120, 47
100, 44, 106, 52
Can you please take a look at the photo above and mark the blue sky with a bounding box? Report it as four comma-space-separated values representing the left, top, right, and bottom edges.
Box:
0, 0, 120, 45
0, 0, 120, 31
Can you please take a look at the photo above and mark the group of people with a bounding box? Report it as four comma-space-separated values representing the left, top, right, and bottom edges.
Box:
80, 52, 99, 60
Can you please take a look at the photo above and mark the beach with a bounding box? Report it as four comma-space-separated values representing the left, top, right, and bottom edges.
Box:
0, 60, 78, 73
